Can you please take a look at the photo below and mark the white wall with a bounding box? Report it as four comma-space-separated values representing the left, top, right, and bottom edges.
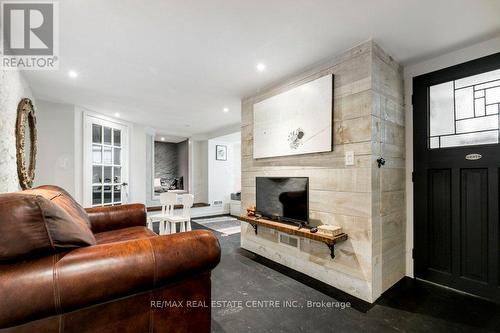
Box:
74, 107, 84, 203
34, 103, 148, 206
0, 70, 34, 193
129, 123, 147, 204
207, 133, 241, 214
190, 139, 209, 203
145, 133, 156, 207
232, 142, 241, 193
208, 140, 234, 212
34, 100, 76, 195
404, 36, 500, 277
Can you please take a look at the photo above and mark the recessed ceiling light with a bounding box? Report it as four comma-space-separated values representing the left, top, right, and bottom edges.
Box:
256, 63, 266, 72
114, 112, 120, 118
223, 107, 229, 113
68, 70, 78, 78
161, 137, 165, 141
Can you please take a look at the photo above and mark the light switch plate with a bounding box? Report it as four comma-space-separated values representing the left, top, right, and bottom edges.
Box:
345, 151, 355, 166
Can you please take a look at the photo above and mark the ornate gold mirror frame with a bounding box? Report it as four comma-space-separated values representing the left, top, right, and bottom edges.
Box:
16, 98, 37, 190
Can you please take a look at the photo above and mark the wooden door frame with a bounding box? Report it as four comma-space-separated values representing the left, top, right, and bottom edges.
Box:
82, 111, 131, 208
413, 52, 500, 300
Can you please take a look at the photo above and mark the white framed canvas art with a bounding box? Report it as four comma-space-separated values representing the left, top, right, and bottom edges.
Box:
253, 74, 333, 159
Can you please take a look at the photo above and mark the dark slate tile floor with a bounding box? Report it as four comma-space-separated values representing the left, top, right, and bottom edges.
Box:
190, 221, 500, 333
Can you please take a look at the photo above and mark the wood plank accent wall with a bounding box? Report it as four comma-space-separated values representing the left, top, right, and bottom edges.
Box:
371, 43, 406, 297
240, 40, 405, 303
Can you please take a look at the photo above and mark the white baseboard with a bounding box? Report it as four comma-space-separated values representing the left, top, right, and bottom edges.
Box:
191, 206, 229, 218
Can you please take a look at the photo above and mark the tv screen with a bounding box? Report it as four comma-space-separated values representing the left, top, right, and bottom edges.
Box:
256, 177, 309, 224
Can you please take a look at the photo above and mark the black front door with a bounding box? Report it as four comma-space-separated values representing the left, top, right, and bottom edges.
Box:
413, 52, 500, 302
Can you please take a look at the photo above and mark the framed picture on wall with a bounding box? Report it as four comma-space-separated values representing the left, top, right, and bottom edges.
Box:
216, 145, 227, 161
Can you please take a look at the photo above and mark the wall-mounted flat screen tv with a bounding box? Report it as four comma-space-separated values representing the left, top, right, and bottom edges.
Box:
256, 177, 309, 225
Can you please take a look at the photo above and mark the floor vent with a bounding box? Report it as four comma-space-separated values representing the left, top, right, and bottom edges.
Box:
279, 234, 299, 248
213, 200, 223, 206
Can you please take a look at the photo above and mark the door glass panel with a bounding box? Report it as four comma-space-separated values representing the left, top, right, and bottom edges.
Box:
92, 145, 102, 163
455, 86, 474, 120
430, 82, 455, 136
114, 167, 121, 184
113, 129, 121, 146
475, 79, 500, 90
429, 68, 500, 149
440, 131, 498, 148
92, 186, 102, 205
103, 166, 112, 183
114, 148, 121, 165
430, 137, 440, 149
103, 127, 112, 145
103, 186, 112, 204
486, 86, 500, 104
103, 146, 112, 164
455, 68, 500, 88
486, 104, 498, 115
92, 124, 102, 144
92, 166, 102, 184
113, 185, 121, 203
474, 98, 486, 116
456, 115, 498, 133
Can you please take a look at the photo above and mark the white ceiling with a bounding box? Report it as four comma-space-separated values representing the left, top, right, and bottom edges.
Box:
153, 134, 187, 144
24, 0, 500, 137
211, 131, 241, 144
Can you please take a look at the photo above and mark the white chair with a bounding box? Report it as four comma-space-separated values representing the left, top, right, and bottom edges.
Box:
164, 194, 194, 233
148, 192, 178, 235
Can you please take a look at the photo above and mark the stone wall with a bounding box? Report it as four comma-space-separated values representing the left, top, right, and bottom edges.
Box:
240, 41, 405, 302
0, 70, 34, 193
154, 141, 178, 180
154, 140, 189, 190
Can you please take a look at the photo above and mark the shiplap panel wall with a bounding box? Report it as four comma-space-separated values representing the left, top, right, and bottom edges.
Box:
240, 41, 405, 302
371, 43, 406, 296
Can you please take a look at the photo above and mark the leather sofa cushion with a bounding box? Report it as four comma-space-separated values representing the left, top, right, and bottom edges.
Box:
0, 193, 96, 262
85, 204, 147, 233
24, 185, 92, 232
95, 226, 156, 244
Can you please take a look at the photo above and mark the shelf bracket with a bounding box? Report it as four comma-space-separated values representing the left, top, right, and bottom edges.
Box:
326, 243, 336, 259
251, 223, 258, 235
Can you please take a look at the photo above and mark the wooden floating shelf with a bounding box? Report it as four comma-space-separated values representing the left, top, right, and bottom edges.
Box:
237, 215, 348, 259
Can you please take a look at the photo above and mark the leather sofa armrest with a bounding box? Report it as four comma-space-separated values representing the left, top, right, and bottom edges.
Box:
85, 203, 147, 233
0, 230, 221, 329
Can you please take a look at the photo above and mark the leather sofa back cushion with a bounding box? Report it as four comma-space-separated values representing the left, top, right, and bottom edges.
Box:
0, 194, 96, 262
23, 185, 92, 232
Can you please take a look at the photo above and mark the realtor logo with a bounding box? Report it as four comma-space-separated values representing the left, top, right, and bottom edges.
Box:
1, 1, 59, 70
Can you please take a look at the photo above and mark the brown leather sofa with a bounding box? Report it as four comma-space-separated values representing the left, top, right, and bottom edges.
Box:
0, 186, 221, 333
